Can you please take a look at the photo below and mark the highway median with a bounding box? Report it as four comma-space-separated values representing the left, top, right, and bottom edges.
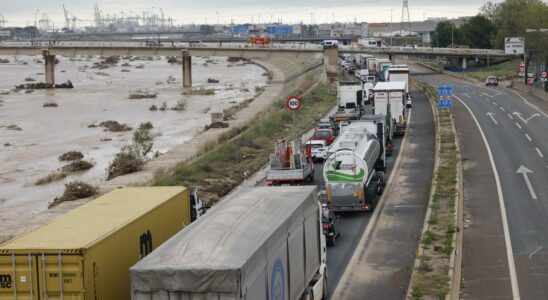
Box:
408, 79, 462, 299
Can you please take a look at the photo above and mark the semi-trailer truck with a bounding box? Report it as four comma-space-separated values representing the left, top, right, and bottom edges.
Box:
324, 122, 386, 212
331, 81, 364, 122
130, 186, 327, 300
373, 81, 408, 136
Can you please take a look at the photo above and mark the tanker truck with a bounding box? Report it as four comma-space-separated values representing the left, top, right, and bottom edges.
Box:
323, 122, 386, 212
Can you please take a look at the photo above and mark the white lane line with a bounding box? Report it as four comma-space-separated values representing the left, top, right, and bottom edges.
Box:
508, 114, 514, 120
463, 93, 471, 99
486, 112, 498, 125
529, 246, 543, 259
525, 134, 532, 142
536, 148, 544, 158
516, 122, 522, 129
508, 89, 548, 118
500, 107, 506, 112
493, 102, 499, 106
453, 95, 521, 299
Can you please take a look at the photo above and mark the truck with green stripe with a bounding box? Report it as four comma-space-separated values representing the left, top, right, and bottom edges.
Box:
323, 121, 386, 212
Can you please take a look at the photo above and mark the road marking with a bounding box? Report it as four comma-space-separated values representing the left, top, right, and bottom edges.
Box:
486, 112, 498, 125
493, 102, 498, 106
515, 122, 522, 129
454, 94, 521, 299
499, 107, 506, 112
529, 246, 543, 259
508, 114, 514, 120
513, 112, 541, 124
525, 134, 532, 142
536, 148, 544, 158
462, 93, 471, 99
516, 165, 538, 200
508, 89, 548, 118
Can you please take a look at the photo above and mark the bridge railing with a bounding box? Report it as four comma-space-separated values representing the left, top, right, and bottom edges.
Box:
339, 45, 506, 56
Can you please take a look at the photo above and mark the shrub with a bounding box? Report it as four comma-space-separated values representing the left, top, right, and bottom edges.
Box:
50, 181, 98, 208
43, 102, 58, 107
35, 172, 66, 185
61, 160, 94, 172
99, 120, 132, 132
58, 151, 84, 161
107, 148, 145, 180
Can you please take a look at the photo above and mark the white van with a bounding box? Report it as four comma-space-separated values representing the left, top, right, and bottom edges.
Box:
321, 40, 339, 47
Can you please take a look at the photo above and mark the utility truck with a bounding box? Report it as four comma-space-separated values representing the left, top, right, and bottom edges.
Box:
266, 138, 314, 185
373, 81, 408, 136
131, 186, 328, 300
323, 122, 386, 212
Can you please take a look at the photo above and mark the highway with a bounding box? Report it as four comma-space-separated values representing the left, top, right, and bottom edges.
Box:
312, 133, 403, 298
413, 68, 548, 299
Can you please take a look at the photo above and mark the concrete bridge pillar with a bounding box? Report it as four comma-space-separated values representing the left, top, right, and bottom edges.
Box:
460, 57, 467, 70
42, 50, 55, 85
323, 46, 339, 75
182, 50, 192, 89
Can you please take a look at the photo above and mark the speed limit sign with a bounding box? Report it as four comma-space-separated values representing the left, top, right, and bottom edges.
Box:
286, 96, 301, 110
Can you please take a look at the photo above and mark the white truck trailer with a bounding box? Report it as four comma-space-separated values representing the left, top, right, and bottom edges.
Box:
130, 186, 327, 300
323, 122, 385, 212
388, 65, 410, 93
373, 81, 408, 136
376, 59, 392, 82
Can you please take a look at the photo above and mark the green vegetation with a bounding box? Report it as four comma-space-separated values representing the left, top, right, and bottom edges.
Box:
466, 59, 520, 81
409, 79, 460, 299
50, 181, 99, 208
154, 83, 335, 205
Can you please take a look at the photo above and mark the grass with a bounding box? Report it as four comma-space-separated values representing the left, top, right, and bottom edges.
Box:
61, 160, 94, 172
107, 149, 145, 180
154, 83, 334, 205
466, 59, 520, 81
43, 102, 58, 107
99, 120, 132, 132
409, 79, 460, 299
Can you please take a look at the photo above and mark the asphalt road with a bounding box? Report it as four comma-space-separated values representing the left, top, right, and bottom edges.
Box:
313, 132, 403, 299
414, 68, 548, 299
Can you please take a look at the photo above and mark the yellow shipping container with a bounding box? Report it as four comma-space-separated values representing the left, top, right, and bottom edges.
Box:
0, 186, 190, 300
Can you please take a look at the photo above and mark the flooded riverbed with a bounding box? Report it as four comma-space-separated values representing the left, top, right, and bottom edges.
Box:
0, 55, 267, 227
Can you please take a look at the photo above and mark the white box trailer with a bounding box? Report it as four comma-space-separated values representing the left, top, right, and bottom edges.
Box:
376, 59, 392, 81
367, 57, 378, 75
373, 81, 407, 135
130, 186, 327, 300
388, 66, 410, 93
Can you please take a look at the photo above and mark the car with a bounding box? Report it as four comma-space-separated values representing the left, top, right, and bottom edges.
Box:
486, 76, 498, 86
305, 140, 328, 162
321, 203, 341, 246
316, 120, 334, 130
311, 128, 336, 145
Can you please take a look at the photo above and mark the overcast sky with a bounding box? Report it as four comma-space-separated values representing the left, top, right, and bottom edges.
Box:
1, 0, 504, 27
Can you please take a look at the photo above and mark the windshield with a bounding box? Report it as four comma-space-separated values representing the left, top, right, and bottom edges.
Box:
314, 131, 331, 137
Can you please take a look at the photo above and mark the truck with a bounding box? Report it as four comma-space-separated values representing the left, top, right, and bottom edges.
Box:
331, 81, 364, 122
375, 58, 392, 82
373, 81, 408, 136
0, 187, 203, 300
248, 36, 271, 45
130, 186, 328, 300
361, 114, 393, 158
266, 138, 314, 185
367, 57, 378, 75
323, 122, 386, 212
388, 65, 410, 93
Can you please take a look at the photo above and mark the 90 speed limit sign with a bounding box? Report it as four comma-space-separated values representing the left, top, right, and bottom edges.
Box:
286, 96, 301, 110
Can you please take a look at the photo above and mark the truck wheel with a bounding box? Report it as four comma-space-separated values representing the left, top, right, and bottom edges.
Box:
365, 184, 377, 211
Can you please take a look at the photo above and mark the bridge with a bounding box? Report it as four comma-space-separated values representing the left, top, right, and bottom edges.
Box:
0, 42, 518, 86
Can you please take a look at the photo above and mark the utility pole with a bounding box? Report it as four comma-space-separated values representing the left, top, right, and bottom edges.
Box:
390, 9, 393, 46
451, 22, 454, 47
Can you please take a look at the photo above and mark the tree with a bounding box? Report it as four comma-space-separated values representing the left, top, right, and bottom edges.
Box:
432, 21, 464, 47
480, 1, 502, 22
461, 15, 497, 49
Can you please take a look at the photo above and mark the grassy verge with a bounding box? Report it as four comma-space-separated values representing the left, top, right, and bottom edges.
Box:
154, 83, 335, 205
466, 59, 519, 81
409, 79, 460, 299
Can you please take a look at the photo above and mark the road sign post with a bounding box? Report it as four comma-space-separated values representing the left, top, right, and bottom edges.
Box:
286, 96, 301, 124
437, 85, 453, 109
